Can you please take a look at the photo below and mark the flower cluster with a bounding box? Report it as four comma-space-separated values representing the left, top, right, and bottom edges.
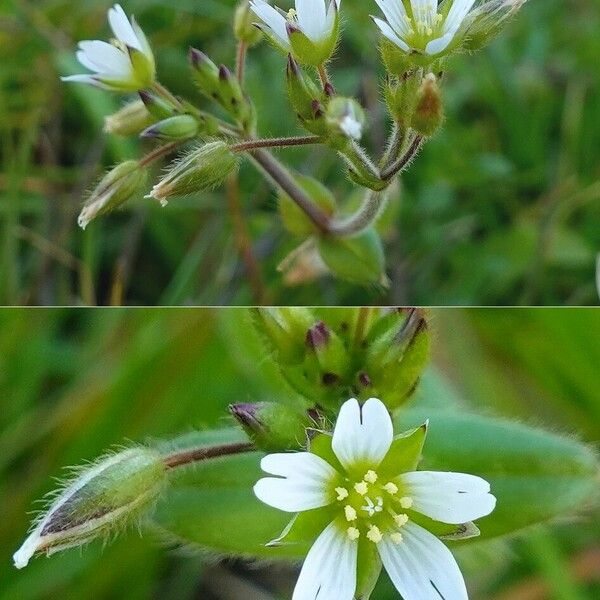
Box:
59, 1, 529, 282
255, 398, 496, 599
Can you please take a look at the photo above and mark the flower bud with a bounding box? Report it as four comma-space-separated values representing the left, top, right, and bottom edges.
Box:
78, 160, 147, 229
234, 0, 263, 46
139, 90, 180, 119
364, 308, 430, 409
285, 55, 327, 135
13, 447, 166, 569
230, 402, 313, 451
384, 73, 421, 126
252, 308, 430, 414
278, 173, 336, 236
411, 74, 444, 137
141, 115, 199, 141
104, 99, 156, 137
325, 97, 366, 142
189, 47, 221, 97
317, 228, 387, 286
148, 142, 238, 205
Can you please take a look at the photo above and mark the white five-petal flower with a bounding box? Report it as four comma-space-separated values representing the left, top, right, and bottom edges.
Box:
62, 4, 155, 92
254, 397, 496, 600
250, 0, 341, 65
372, 0, 480, 57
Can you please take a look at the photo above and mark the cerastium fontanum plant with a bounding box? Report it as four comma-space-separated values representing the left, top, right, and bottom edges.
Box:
63, 2, 529, 287
14, 308, 600, 600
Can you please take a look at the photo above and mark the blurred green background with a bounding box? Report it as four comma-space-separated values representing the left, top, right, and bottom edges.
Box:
0, 307, 598, 599
1, 0, 599, 305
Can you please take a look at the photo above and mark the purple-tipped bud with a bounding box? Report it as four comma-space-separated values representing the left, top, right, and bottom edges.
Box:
306, 321, 330, 350
189, 47, 209, 69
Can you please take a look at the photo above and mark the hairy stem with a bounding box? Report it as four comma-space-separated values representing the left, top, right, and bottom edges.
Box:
381, 135, 424, 181
251, 149, 331, 233
317, 64, 335, 96
328, 190, 387, 237
163, 441, 255, 469
236, 41, 247, 84
231, 135, 322, 153
139, 142, 179, 168
151, 81, 183, 110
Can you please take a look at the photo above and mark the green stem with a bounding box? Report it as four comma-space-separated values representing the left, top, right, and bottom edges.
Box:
231, 135, 322, 153
163, 441, 255, 469
139, 142, 180, 168
236, 41, 247, 85
381, 135, 423, 181
151, 81, 183, 110
250, 149, 331, 233
328, 190, 387, 237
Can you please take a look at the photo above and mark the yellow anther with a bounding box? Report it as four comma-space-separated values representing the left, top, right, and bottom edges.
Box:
345, 506, 357, 522
426, 27, 433, 35
390, 532, 404, 545
347, 527, 360, 541
336, 487, 349, 501
399, 496, 413, 509
287, 8, 297, 19
354, 481, 369, 496
364, 470, 378, 484
367, 525, 383, 544
383, 482, 399, 495
394, 513, 409, 527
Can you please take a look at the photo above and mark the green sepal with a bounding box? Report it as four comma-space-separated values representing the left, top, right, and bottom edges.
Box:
140, 115, 199, 141
288, 11, 339, 67
356, 539, 382, 600
278, 174, 336, 236
267, 506, 336, 549
309, 432, 344, 473
317, 228, 386, 285
408, 511, 481, 541
378, 422, 428, 478
128, 46, 155, 89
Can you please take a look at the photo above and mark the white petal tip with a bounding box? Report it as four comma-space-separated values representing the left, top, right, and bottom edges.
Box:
13, 538, 37, 569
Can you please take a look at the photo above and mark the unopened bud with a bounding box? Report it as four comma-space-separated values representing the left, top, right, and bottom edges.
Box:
139, 90, 179, 119
148, 142, 238, 205
384, 73, 421, 126
78, 161, 147, 229
364, 308, 430, 409
141, 115, 199, 141
230, 402, 313, 451
286, 55, 327, 135
411, 74, 444, 137
104, 99, 156, 137
234, 0, 263, 46
13, 447, 166, 569
189, 47, 220, 97
326, 97, 366, 142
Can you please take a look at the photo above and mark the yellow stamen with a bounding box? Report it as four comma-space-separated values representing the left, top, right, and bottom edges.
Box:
383, 482, 398, 495
364, 470, 378, 484
390, 532, 403, 544
367, 525, 383, 544
336, 487, 349, 501
394, 513, 409, 527
399, 496, 413, 509
345, 505, 357, 522
354, 481, 369, 496
347, 527, 360, 541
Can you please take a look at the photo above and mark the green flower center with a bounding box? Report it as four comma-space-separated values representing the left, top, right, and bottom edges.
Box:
334, 469, 412, 545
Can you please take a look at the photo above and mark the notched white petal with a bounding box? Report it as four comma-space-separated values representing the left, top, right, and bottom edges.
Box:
403, 471, 497, 524
332, 397, 394, 471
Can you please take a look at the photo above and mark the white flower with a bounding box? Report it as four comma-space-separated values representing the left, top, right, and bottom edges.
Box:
250, 0, 341, 65
62, 4, 155, 92
254, 397, 496, 600
372, 0, 480, 57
